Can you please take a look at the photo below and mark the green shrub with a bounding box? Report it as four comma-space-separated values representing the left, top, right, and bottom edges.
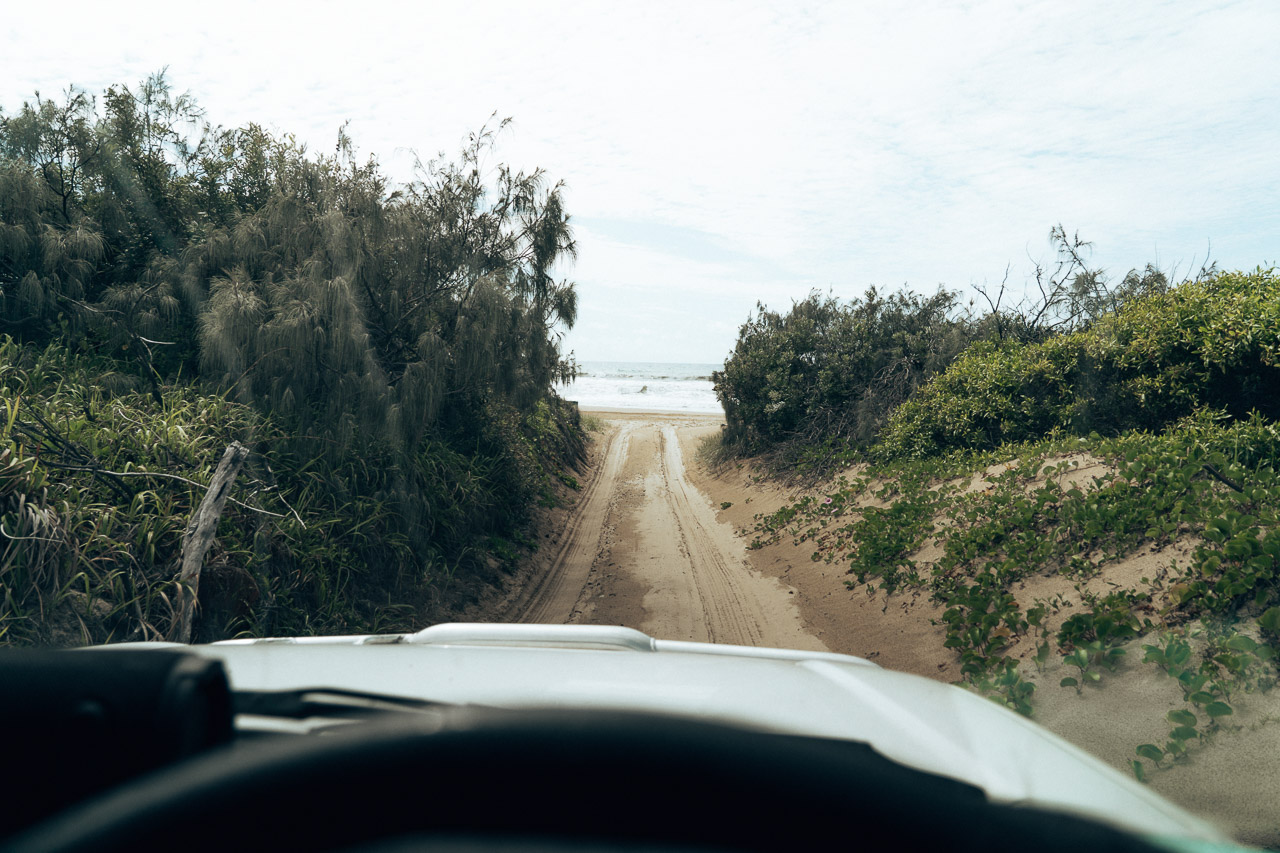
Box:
0, 78, 590, 645
1085, 268, 1280, 426
874, 335, 1083, 460
714, 288, 974, 467
874, 269, 1280, 461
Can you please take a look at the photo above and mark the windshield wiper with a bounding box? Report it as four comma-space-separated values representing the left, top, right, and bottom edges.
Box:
232, 688, 454, 735
235, 688, 445, 718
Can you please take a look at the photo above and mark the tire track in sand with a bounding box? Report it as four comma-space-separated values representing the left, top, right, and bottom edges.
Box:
648, 425, 764, 645
573, 416, 824, 651
513, 421, 636, 624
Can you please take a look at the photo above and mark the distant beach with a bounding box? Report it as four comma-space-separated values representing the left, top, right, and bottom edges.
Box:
561, 361, 723, 414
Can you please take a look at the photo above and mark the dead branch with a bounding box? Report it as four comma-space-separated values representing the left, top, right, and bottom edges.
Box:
173, 441, 250, 644
1202, 463, 1244, 493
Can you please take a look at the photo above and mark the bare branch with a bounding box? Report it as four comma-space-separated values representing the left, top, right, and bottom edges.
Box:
173, 442, 250, 643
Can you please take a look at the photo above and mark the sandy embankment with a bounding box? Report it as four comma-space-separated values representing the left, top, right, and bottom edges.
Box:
691, 443, 1280, 849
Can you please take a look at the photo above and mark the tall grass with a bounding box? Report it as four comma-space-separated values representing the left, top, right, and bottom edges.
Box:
0, 337, 585, 645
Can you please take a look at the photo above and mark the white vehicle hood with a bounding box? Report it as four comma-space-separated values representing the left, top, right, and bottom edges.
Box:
114, 623, 1226, 843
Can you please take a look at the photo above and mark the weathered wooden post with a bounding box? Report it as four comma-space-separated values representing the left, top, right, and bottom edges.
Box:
173, 441, 250, 644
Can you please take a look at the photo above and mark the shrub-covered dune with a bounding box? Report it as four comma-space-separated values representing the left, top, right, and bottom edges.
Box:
721, 267, 1280, 844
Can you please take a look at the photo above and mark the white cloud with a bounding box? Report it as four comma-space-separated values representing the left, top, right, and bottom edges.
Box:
4, 0, 1278, 363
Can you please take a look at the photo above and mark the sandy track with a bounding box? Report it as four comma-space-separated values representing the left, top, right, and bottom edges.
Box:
639, 424, 764, 645
512, 421, 637, 624
515, 411, 824, 651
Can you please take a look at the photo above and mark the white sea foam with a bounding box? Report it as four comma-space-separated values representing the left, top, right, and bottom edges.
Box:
560, 361, 723, 414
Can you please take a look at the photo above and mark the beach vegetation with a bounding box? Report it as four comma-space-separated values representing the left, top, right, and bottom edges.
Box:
723, 231, 1280, 738
0, 75, 586, 645
745, 409, 1280, 724
696, 430, 734, 471
714, 226, 1191, 476
713, 287, 973, 473
875, 268, 1280, 461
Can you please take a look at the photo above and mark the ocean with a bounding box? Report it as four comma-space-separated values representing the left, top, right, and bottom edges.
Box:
560, 361, 724, 414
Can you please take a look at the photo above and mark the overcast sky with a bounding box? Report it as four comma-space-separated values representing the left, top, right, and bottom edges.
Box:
4, 0, 1277, 364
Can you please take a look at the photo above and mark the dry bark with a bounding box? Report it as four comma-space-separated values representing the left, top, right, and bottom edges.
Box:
173, 442, 250, 643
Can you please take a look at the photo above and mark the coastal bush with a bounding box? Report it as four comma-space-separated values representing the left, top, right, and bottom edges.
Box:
872, 334, 1084, 460
713, 288, 974, 468
1084, 268, 1280, 427
0, 336, 270, 644
0, 76, 588, 645
874, 268, 1280, 460
712, 226, 1185, 472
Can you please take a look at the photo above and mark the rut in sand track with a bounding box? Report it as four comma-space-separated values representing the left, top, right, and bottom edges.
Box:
513, 421, 637, 624
514, 413, 824, 651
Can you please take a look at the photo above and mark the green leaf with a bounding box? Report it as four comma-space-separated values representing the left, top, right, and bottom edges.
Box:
1224, 634, 1259, 653
1188, 691, 1216, 705
1170, 725, 1199, 741
1177, 672, 1208, 692
1131, 760, 1147, 783
1225, 536, 1256, 559
1204, 701, 1234, 718
1259, 607, 1280, 634
1136, 744, 1165, 763
1059, 677, 1079, 689
1167, 709, 1198, 726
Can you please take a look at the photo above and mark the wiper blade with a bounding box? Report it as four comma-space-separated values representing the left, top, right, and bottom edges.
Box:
235, 688, 444, 718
